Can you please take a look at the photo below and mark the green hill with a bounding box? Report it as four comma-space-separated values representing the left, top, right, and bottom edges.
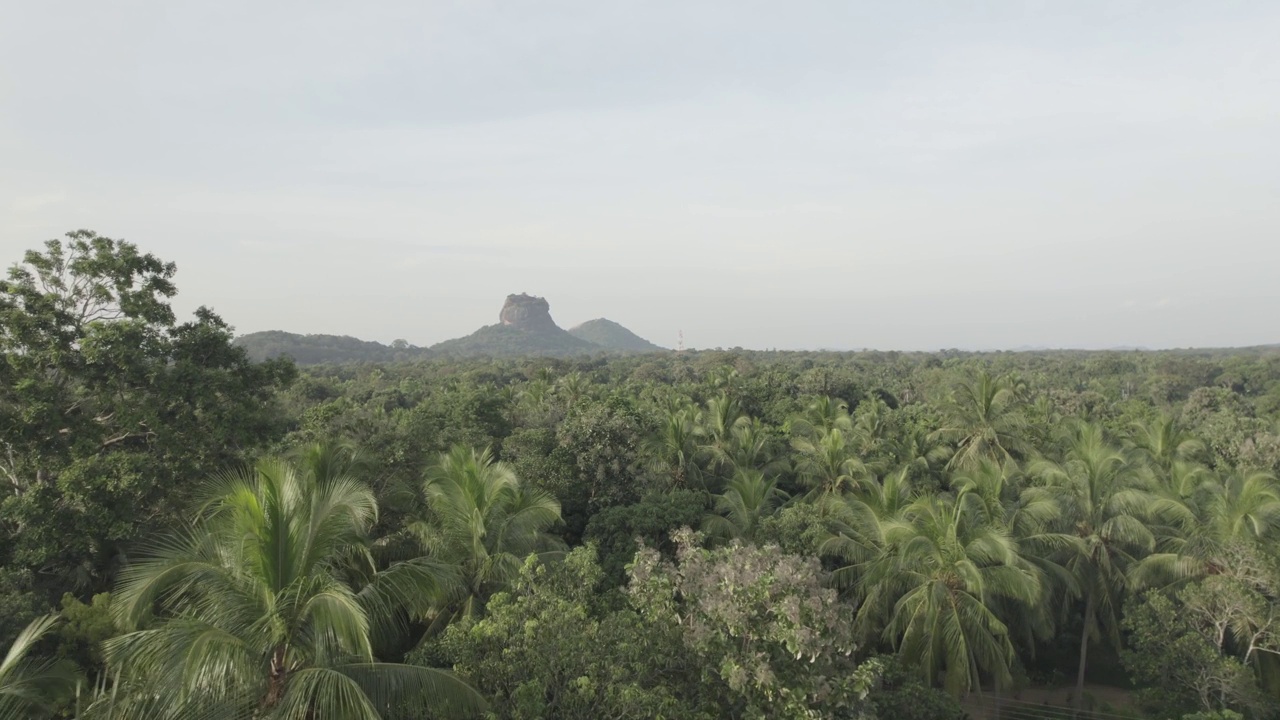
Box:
429, 322, 598, 358
233, 331, 429, 364
569, 318, 665, 352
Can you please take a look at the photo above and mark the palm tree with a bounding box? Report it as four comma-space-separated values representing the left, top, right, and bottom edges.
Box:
555, 371, 591, 407
821, 467, 915, 590
853, 491, 1042, 696
99, 453, 484, 720
792, 428, 870, 498
951, 458, 1075, 653
645, 404, 705, 488
702, 468, 788, 542
789, 396, 853, 439
851, 397, 892, 464
704, 417, 785, 477
932, 372, 1030, 470
894, 424, 953, 490
408, 445, 564, 626
1029, 422, 1153, 711
1126, 415, 1204, 475
700, 393, 749, 480
0, 615, 77, 720
1137, 469, 1280, 586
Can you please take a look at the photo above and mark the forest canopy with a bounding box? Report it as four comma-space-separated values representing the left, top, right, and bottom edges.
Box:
3, 232, 1280, 719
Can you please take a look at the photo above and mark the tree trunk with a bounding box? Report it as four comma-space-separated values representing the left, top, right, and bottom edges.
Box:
1075, 591, 1094, 715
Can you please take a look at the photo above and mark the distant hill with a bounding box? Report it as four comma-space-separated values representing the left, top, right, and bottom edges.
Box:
235, 294, 668, 364
431, 293, 597, 358
569, 318, 664, 351
430, 322, 598, 358
234, 331, 429, 364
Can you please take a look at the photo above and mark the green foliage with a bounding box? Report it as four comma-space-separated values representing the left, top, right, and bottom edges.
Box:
629, 528, 878, 719
846, 490, 1044, 696
405, 445, 564, 627
552, 396, 651, 537
865, 656, 967, 720
0, 231, 295, 597
11, 232, 1280, 716
421, 548, 700, 720
95, 450, 483, 719
1123, 587, 1274, 719
583, 489, 707, 586
0, 569, 44, 650
0, 615, 78, 720
56, 592, 117, 674
235, 330, 431, 364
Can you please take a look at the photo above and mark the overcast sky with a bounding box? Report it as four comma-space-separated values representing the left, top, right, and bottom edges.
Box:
2, 1, 1278, 351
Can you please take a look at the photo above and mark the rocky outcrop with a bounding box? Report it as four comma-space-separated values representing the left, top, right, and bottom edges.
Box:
499, 293, 557, 331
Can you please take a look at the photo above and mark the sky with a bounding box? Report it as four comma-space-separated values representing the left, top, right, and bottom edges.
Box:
2, 1, 1278, 351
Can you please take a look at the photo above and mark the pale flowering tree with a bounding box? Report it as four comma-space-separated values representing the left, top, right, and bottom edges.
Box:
628, 528, 878, 719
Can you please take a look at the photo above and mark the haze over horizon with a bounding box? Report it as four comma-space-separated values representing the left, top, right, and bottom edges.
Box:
3, 2, 1278, 352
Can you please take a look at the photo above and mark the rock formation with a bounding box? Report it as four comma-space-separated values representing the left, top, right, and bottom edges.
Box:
499, 293, 557, 331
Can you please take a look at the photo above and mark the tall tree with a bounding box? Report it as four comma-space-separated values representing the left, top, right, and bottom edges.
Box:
407, 445, 563, 627
852, 491, 1042, 696
1030, 421, 1154, 710
1127, 416, 1205, 474
644, 403, 704, 489
791, 428, 870, 498
702, 468, 788, 542
932, 372, 1030, 470
1138, 469, 1280, 585
788, 396, 853, 439
99, 453, 482, 719
0, 231, 294, 593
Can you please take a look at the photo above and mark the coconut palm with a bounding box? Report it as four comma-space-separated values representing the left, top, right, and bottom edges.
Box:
952, 458, 1075, 652
703, 416, 785, 477
851, 397, 892, 463
853, 491, 1043, 696
1137, 469, 1280, 586
645, 403, 705, 488
1029, 421, 1153, 711
0, 615, 77, 720
894, 424, 953, 490
555, 371, 592, 407
821, 467, 915, 590
98, 453, 483, 720
789, 396, 853, 440
932, 372, 1030, 470
701, 468, 789, 542
700, 393, 749, 480
408, 445, 564, 626
792, 428, 870, 498
1126, 415, 1205, 475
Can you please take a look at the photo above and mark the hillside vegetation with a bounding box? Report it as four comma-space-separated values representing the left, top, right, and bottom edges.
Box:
235, 330, 431, 363
569, 317, 666, 351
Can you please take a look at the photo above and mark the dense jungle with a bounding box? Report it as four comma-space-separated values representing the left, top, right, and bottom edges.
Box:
3, 233, 1280, 720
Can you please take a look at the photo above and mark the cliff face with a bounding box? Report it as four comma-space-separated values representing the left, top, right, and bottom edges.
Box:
499, 294, 557, 330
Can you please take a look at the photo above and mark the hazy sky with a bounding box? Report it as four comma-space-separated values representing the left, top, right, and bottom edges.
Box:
2, 1, 1278, 351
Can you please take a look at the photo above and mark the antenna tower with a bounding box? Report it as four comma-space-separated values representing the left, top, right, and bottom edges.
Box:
677, 330, 685, 353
